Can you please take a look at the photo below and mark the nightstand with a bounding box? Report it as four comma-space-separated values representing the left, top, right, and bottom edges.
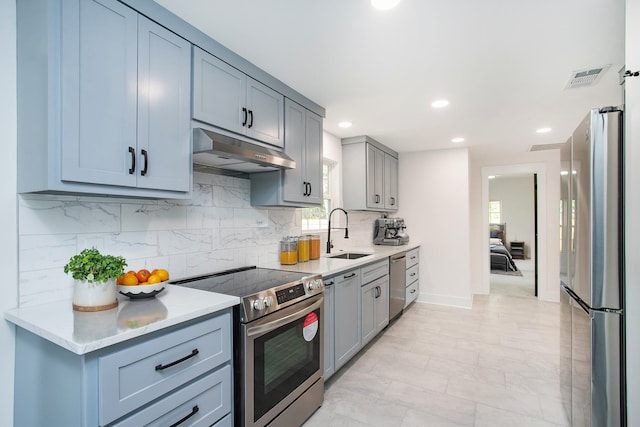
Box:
510, 241, 525, 259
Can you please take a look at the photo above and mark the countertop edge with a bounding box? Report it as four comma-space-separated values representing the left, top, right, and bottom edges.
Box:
4, 287, 240, 355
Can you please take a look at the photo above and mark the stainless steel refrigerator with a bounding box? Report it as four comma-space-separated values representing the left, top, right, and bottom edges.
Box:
559, 107, 625, 426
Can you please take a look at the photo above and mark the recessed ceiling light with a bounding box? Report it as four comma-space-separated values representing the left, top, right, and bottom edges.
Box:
431, 99, 450, 108
338, 121, 352, 129
451, 137, 465, 143
371, 0, 401, 10
536, 127, 552, 134
488, 175, 496, 179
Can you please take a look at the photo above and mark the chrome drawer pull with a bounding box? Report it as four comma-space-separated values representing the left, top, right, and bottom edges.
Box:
155, 348, 199, 371
169, 405, 199, 427
343, 272, 356, 279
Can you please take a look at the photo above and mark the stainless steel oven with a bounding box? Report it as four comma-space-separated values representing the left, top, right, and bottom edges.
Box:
241, 293, 323, 427
171, 267, 324, 427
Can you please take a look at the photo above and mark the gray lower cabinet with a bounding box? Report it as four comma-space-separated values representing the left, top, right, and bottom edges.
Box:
333, 268, 362, 371
361, 276, 390, 347
323, 280, 335, 380
405, 247, 420, 307
361, 260, 390, 347
192, 46, 284, 148
17, 0, 192, 199
13, 311, 233, 427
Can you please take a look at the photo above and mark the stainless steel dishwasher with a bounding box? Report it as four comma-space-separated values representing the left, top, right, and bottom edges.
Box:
389, 252, 406, 321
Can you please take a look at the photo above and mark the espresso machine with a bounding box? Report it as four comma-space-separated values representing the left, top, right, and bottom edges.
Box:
373, 217, 410, 245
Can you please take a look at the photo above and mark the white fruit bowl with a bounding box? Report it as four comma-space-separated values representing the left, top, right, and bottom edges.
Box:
118, 282, 166, 299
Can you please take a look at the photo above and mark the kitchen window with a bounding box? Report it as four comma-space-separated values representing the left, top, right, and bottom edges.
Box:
489, 200, 501, 223
302, 160, 334, 231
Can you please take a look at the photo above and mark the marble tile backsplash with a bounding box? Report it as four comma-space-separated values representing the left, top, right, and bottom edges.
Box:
17, 172, 385, 307
17, 172, 302, 307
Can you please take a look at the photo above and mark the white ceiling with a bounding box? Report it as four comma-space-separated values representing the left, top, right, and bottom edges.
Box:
155, 0, 625, 156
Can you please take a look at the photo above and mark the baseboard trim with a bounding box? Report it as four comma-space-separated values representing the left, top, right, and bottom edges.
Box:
417, 293, 473, 309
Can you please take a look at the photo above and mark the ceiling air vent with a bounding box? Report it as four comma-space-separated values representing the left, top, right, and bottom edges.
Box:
529, 143, 565, 152
564, 65, 610, 89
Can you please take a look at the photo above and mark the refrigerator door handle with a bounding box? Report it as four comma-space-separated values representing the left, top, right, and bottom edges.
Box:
562, 283, 591, 314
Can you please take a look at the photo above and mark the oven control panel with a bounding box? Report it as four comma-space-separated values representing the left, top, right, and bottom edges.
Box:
241, 275, 324, 323
276, 283, 306, 304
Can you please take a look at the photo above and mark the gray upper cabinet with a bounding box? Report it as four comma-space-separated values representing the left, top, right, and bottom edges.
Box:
249, 99, 323, 207
384, 153, 399, 209
342, 136, 399, 212
192, 47, 284, 148
17, 0, 192, 198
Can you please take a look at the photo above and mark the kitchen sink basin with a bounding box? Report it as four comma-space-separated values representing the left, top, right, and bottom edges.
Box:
327, 252, 372, 260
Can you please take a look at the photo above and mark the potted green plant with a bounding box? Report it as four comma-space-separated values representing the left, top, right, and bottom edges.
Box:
64, 248, 127, 311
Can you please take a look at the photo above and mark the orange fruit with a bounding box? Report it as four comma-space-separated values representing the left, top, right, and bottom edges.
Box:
116, 275, 125, 285
126, 270, 136, 276
147, 274, 161, 284
156, 269, 169, 281
136, 269, 151, 283
121, 274, 139, 286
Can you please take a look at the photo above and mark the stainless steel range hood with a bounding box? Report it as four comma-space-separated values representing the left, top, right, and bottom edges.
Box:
192, 128, 295, 176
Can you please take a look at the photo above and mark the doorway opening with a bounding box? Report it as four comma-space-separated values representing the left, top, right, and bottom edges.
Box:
487, 173, 538, 298
480, 162, 550, 299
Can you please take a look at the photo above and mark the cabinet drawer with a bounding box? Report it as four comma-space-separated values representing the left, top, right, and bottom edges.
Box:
405, 281, 419, 308
112, 365, 232, 427
99, 314, 231, 425
406, 248, 419, 268
406, 264, 419, 285
361, 259, 389, 285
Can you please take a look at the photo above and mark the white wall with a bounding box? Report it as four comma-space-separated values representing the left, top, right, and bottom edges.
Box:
625, 0, 640, 421
0, 0, 17, 425
489, 175, 535, 259
398, 148, 472, 308
469, 150, 561, 301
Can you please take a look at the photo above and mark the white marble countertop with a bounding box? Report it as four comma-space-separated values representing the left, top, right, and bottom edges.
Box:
5, 242, 419, 355
4, 286, 239, 355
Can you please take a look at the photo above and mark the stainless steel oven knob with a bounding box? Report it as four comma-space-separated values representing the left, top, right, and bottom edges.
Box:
263, 296, 274, 307
252, 299, 265, 311
315, 279, 324, 289
307, 281, 317, 291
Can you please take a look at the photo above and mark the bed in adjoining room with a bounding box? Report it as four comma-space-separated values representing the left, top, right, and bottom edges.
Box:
489, 223, 518, 272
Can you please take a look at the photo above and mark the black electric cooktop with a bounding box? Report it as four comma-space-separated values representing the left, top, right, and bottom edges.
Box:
170, 266, 312, 298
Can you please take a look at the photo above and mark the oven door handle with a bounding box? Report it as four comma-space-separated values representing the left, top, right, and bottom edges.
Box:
246, 296, 323, 337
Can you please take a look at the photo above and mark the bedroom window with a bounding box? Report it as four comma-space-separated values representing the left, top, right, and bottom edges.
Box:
302, 160, 334, 231
489, 200, 501, 223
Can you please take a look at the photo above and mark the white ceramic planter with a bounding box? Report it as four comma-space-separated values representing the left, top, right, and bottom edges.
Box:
72, 279, 118, 312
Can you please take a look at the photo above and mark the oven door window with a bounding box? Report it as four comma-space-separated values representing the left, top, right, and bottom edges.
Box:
253, 307, 321, 421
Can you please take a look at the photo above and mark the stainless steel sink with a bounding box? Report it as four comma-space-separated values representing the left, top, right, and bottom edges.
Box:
327, 252, 371, 260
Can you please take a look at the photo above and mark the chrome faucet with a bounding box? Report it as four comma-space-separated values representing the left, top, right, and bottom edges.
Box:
326, 208, 349, 254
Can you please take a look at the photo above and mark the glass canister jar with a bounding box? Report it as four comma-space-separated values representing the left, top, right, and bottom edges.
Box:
279, 236, 298, 265
298, 235, 310, 262
309, 234, 321, 260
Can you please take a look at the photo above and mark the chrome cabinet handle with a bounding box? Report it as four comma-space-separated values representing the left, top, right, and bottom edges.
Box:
343, 272, 356, 279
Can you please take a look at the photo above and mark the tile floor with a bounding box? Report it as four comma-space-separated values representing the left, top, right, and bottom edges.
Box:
304, 259, 569, 426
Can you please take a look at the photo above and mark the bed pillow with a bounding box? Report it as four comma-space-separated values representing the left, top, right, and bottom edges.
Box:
490, 231, 501, 238
490, 237, 503, 245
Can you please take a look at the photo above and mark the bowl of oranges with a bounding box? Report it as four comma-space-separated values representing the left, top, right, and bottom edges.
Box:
117, 268, 170, 299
